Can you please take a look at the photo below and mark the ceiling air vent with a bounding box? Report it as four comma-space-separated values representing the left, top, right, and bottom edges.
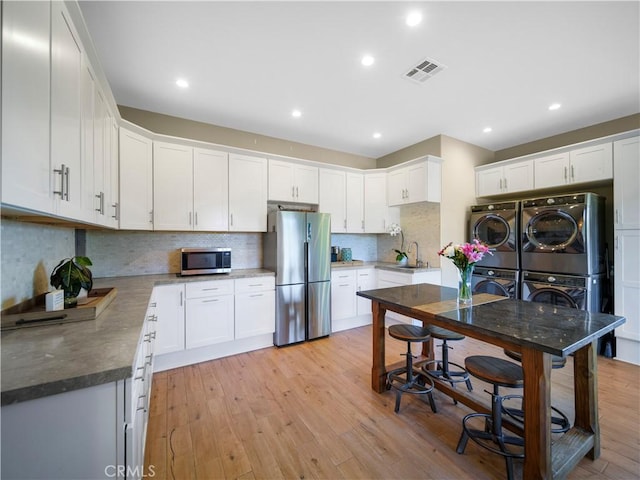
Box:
404, 57, 446, 83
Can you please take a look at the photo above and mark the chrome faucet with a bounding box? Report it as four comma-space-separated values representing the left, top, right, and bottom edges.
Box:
408, 241, 423, 267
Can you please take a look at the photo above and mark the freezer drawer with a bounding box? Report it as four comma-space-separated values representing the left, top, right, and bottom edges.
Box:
308, 280, 331, 340
274, 284, 305, 346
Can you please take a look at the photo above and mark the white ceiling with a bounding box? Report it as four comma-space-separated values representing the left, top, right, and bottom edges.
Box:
78, 1, 640, 159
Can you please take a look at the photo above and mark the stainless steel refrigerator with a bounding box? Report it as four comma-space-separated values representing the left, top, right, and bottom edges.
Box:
264, 210, 331, 346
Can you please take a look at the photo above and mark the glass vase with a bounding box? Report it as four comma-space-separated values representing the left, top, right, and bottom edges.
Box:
457, 265, 474, 305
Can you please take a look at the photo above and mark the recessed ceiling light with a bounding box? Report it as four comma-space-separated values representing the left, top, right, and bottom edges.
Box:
406, 11, 423, 27
176, 78, 189, 88
483, 127, 492, 133
549, 103, 562, 111
291, 109, 302, 118
361, 55, 375, 67
373, 132, 382, 139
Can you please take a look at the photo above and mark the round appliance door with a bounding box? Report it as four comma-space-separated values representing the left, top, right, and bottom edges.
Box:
473, 214, 511, 249
527, 287, 581, 309
524, 209, 583, 252
473, 279, 512, 298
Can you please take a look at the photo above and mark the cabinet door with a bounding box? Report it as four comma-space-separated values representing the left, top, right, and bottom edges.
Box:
105, 111, 119, 228
153, 142, 193, 231
346, 172, 364, 233
387, 169, 406, 206
268, 159, 295, 202
356, 268, 376, 316
295, 164, 319, 204
119, 128, 153, 230
319, 169, 346, 232
93, 88, 109, 226
615, 230, 640, 342
51, 2, 83, 220
504, 160, 533, 193
534, 153, 569, 189
80, 62, 95, 224
1, 1, 52, 213
186, 295, 234, 348
193, 148, 228, 231
228, 154, 267, 232
331, 270, 357, 320
154, 284, 185, 356
614, 137, 640, 230
235, 291, 275, 339
476, 166, 504, 197
570, 142, 613, 184
364, 173, 388, 233
405, 163, 427, 203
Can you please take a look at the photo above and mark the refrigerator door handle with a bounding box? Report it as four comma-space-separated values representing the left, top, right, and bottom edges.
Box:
307, 222, 311, 242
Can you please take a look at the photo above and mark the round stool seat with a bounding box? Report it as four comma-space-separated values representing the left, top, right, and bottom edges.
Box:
465, 356, 524, 389
388, 324, 431, 342
503, 349, 567, 369
425, 325, 465, 341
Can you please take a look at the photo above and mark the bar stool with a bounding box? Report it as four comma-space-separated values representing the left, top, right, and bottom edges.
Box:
501, 349, 570, 434
421, 325, 473, 391
456, 355, 525, 480
386, 324, 437, 414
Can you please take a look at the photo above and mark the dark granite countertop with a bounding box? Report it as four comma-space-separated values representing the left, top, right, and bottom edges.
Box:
358, 283, 625, 357
1, 269, 274, 406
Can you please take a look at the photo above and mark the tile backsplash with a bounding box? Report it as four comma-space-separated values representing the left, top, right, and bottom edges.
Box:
86, 230, 263, 277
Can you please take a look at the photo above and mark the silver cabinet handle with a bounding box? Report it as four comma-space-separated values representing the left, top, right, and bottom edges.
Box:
202, 298, 219, 303
95, 192, 104, 214
53, 164, 65, 198
343, 219, 347, 229
112, 202, 119, 220
296, 186, 299, 198
195, 212, 198, 226
249, 293, 263, 298
64, 166, 70, 201
564, 166, 568, 181
292, 185, 295, 198
149, 210, 154, 224
571, 165, 575, 180
503, 178, 507, 190
615, 209, 620, 225
230, 213, 233, 226
499, 178, 503, 190
180, 291, 183, 306
147, 314, 158, 322
189, 211, 192, 225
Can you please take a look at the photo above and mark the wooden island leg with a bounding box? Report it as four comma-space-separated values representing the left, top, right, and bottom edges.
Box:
573, 340, 600, 459
521, 347, 552, 479
371, 300, 387, 393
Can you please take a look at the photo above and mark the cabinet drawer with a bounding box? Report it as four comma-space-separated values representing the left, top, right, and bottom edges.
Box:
376, 270, 412, 285
235, 276, 275, 294
331, 270, 356, 284
185, 279, 234, 298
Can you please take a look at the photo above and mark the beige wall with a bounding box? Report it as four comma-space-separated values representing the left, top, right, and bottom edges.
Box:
119, 106, 377, 170
439, 136, 495, 287
494, 113, 640, 161
375, 135, 442, 168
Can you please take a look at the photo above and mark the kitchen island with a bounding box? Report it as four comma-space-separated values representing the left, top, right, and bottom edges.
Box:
357, 283, 625, 480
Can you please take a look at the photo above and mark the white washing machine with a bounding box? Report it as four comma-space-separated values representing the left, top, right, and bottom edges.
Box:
521, 193, 605, 275
469, 201, 519, 269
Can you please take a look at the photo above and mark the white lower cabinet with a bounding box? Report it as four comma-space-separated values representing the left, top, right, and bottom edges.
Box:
614, 230, 640, 365
331, 270, 357, 320
235, 277, 276, 339
1, 303, 157, 480
153, 276, 276, 371
185, 280, 235, 348
377, 269, 441, 325
356, 268, 377, 316
154, 283, 186, 355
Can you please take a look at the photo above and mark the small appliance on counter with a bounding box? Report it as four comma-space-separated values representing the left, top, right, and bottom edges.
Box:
180, 247, 231, 276
331, 246, 340, 262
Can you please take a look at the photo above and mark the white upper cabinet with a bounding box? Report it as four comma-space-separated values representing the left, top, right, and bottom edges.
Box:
193, 148, 229, 231
614, 137, 640, 230
80, 61, 95, 224
476, 159, 534, 197
153, 142, 194, 231
228, 153, 267, 232
119, 128, 154, 230
104, 108, 119, 228
388, 157, 442, 206
364, 172, 389, 233
319, 168, 347, 232
50, 1, 83, 220
534, 142, 613, 189
1, 1, 52, 213
346, 172, 364, 233
268, 159, 318, 204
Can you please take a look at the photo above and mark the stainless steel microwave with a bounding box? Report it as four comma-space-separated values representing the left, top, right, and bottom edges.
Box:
180, 248, 231, 276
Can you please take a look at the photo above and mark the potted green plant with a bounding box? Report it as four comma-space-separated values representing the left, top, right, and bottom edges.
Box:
50, 256, 93, 307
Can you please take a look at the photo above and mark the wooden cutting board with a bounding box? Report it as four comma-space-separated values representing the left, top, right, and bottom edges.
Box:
1, 287, 117, 330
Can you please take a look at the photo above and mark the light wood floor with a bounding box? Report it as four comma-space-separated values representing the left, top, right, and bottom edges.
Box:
144, 325, 640, 479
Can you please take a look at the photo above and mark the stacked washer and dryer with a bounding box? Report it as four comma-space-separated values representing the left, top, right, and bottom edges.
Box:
469, 193, 606, 314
